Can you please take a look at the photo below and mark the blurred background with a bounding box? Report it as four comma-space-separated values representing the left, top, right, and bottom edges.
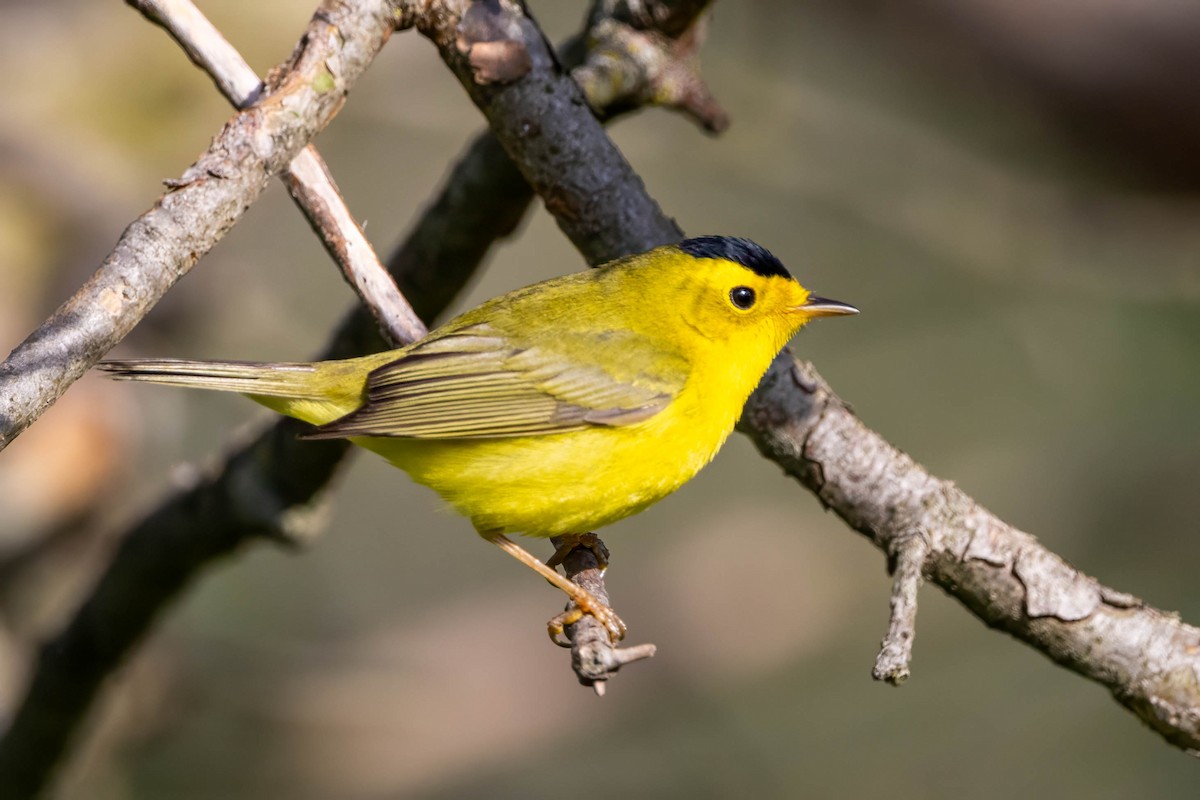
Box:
2, 0, 1199, 797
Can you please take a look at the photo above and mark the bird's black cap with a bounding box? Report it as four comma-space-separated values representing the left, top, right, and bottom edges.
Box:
677, 236, 792, 280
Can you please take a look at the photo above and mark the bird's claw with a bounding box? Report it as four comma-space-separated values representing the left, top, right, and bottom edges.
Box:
546, 597, 627, 647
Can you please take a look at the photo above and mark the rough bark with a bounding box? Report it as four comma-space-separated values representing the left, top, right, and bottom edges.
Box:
0, 0, 405, 452
741, 357, 1200, 754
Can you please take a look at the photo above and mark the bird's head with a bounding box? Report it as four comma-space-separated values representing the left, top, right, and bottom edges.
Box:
662, 236, 857, 355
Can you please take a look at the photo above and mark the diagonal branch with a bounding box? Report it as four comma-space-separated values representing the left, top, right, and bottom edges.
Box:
129, 0, 426, 346
421, 0, 1200, 754
0, 0, 410, 453
741, 357, 1200, 754
419, 1, 685, 262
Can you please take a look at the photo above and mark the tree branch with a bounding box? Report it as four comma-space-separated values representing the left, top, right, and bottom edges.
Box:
422, 0, 1200, 754
128, 0, 427, 346
0, 1, 720, 795
419, 0, 685, 264
872, 530, 928, 685
0, 0, 408, 452
576, 0, 728, 132
740, 357, 1200, 754
551, 535, 657, 695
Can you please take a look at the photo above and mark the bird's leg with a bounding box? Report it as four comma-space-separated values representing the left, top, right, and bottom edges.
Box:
545, 532, 609, 571
485, 533, 626, 645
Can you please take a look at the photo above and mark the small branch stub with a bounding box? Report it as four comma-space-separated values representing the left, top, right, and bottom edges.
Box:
456, 1, 533, 85
551, 534, 657, 692
574, 5, 728, 133
873, 531, 930, 685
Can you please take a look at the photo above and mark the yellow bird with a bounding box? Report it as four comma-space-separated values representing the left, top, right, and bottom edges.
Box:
101, 236, 856, 642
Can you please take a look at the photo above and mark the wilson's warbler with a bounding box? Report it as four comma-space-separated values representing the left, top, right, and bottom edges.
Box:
101, 236, 856, 642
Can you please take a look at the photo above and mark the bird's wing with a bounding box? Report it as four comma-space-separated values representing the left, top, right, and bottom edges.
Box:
306, 323, 688, 439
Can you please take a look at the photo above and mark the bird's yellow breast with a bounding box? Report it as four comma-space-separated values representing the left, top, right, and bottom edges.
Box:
356, 361, 745, 537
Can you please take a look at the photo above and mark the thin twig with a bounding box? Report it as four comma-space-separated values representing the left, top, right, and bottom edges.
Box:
283, 149, 426, 344
576, 1, 728, 132
129, 0, 263, 103
551, 535, 657, 691
0, 0, 408, 454
132, 0, 424, 346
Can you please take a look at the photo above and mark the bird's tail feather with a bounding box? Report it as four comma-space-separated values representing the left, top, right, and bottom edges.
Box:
98, 359, 324, 399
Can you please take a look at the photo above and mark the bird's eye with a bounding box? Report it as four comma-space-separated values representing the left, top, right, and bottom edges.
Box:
730, 286, 756, 310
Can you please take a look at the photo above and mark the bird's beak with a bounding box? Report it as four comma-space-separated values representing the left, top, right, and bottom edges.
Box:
793, 294, 859, 318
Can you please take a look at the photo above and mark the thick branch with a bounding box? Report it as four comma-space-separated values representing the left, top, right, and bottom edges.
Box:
0, 0, 406, 452
419, 0, 684, 265
740, 357, 1200, 753
423, 0, 1200, 753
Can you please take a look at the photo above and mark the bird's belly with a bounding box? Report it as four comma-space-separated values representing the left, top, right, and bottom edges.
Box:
354, 404, 730, 537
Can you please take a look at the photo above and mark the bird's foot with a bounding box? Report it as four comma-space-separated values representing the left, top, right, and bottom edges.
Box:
484, 532, 626, 648
547, 591, 627, 647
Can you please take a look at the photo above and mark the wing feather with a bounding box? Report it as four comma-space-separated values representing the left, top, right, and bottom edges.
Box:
306, 323, 686, 440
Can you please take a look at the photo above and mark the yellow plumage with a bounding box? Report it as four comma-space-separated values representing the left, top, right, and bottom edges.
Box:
101, 237, 856, 641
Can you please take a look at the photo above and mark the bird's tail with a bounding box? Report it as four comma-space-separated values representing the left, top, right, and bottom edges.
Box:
99, 358, 323, 397
98, 358, 368, 426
